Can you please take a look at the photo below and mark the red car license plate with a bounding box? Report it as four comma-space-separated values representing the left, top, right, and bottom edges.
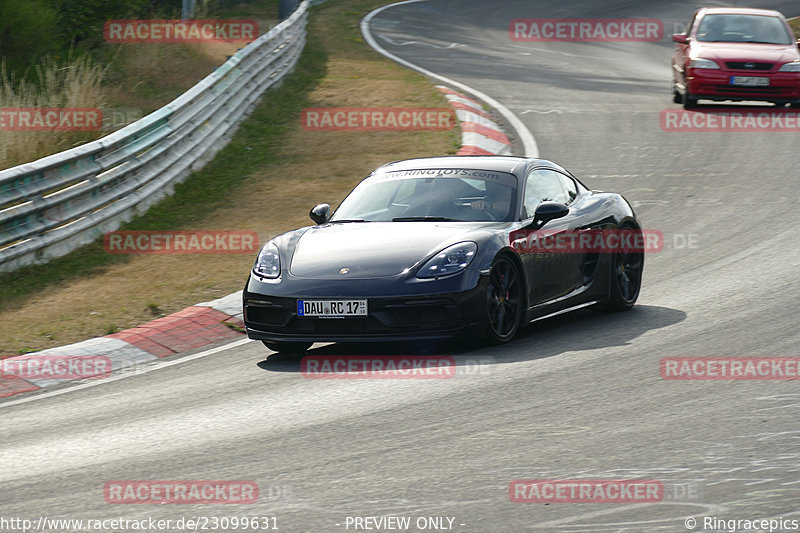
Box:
730, 76, 770, 87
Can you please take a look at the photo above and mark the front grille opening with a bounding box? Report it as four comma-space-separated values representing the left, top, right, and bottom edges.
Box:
725, 62, 773, 71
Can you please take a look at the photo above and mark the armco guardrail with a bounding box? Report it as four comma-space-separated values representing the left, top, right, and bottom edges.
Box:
0, 2, 310, 273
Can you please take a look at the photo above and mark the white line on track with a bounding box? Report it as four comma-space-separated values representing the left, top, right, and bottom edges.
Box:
360, 0, 539, 157
377, 33, 460, 49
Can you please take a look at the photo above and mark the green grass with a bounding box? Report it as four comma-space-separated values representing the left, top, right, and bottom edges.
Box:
0, 28, 328, 311
217, 0, 280, 19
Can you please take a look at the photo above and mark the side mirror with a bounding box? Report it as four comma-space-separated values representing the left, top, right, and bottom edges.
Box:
309, 203, 331, 225
672, 33, 689, 44
529, 201, 569, 228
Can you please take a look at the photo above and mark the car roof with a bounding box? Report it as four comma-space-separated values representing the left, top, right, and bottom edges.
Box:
376, 156, 567, 178
696, 7, 786, 18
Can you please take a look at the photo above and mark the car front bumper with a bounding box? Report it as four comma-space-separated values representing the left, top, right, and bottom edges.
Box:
686, 69, 800, 102
243, 270, 489, 343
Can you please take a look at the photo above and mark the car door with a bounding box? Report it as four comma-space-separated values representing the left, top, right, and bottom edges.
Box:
518, 168, 584, 306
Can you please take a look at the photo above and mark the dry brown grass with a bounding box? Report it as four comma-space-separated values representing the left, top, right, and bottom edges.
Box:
789, 17, 800, 38
0, 0, 459, 356
102, 43, 223, 114
0, 57, 106, 169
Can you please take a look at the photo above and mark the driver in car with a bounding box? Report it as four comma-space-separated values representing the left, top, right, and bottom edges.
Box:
469, 182, 513, 220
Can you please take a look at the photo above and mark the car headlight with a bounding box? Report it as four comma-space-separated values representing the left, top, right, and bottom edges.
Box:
688, 58, 720, 69
417, 242, 477, 279
778, 61, 800, 72
253, 242, 281, 279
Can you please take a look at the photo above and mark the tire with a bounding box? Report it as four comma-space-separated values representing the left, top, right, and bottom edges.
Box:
602, 226, 644, 311
483, 256, 524, 344
672, 82, 682, 104
683, 92, 698, 109
262, 341, 312, 353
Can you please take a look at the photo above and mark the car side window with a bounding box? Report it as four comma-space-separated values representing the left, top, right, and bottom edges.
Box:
685, 14, 696, 36
557, 173, 578, 203
522, 169, 568, 219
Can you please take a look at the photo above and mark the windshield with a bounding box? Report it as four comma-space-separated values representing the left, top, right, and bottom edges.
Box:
696, 14, 794, 44
331, 169, 518, 222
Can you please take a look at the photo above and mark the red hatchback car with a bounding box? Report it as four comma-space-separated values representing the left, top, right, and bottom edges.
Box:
671, 7, 800, 109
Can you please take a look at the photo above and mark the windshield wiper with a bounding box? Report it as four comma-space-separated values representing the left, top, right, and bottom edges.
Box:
330, 219, 368, 223
392, 216, 462, 222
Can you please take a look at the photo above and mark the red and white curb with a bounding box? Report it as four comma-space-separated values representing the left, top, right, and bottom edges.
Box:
437, 86, 512, 156
0, 292, 245, 399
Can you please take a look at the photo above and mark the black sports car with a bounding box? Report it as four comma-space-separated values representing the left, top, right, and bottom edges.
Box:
243, 156, 644, 352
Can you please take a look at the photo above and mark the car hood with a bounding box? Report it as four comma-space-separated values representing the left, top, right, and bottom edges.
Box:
289, 222, 488, 279
691, 42, 800, 63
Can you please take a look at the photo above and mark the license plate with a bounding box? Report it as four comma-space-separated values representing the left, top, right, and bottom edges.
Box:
297, 299, 367, 317
730, 76, 769, 87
